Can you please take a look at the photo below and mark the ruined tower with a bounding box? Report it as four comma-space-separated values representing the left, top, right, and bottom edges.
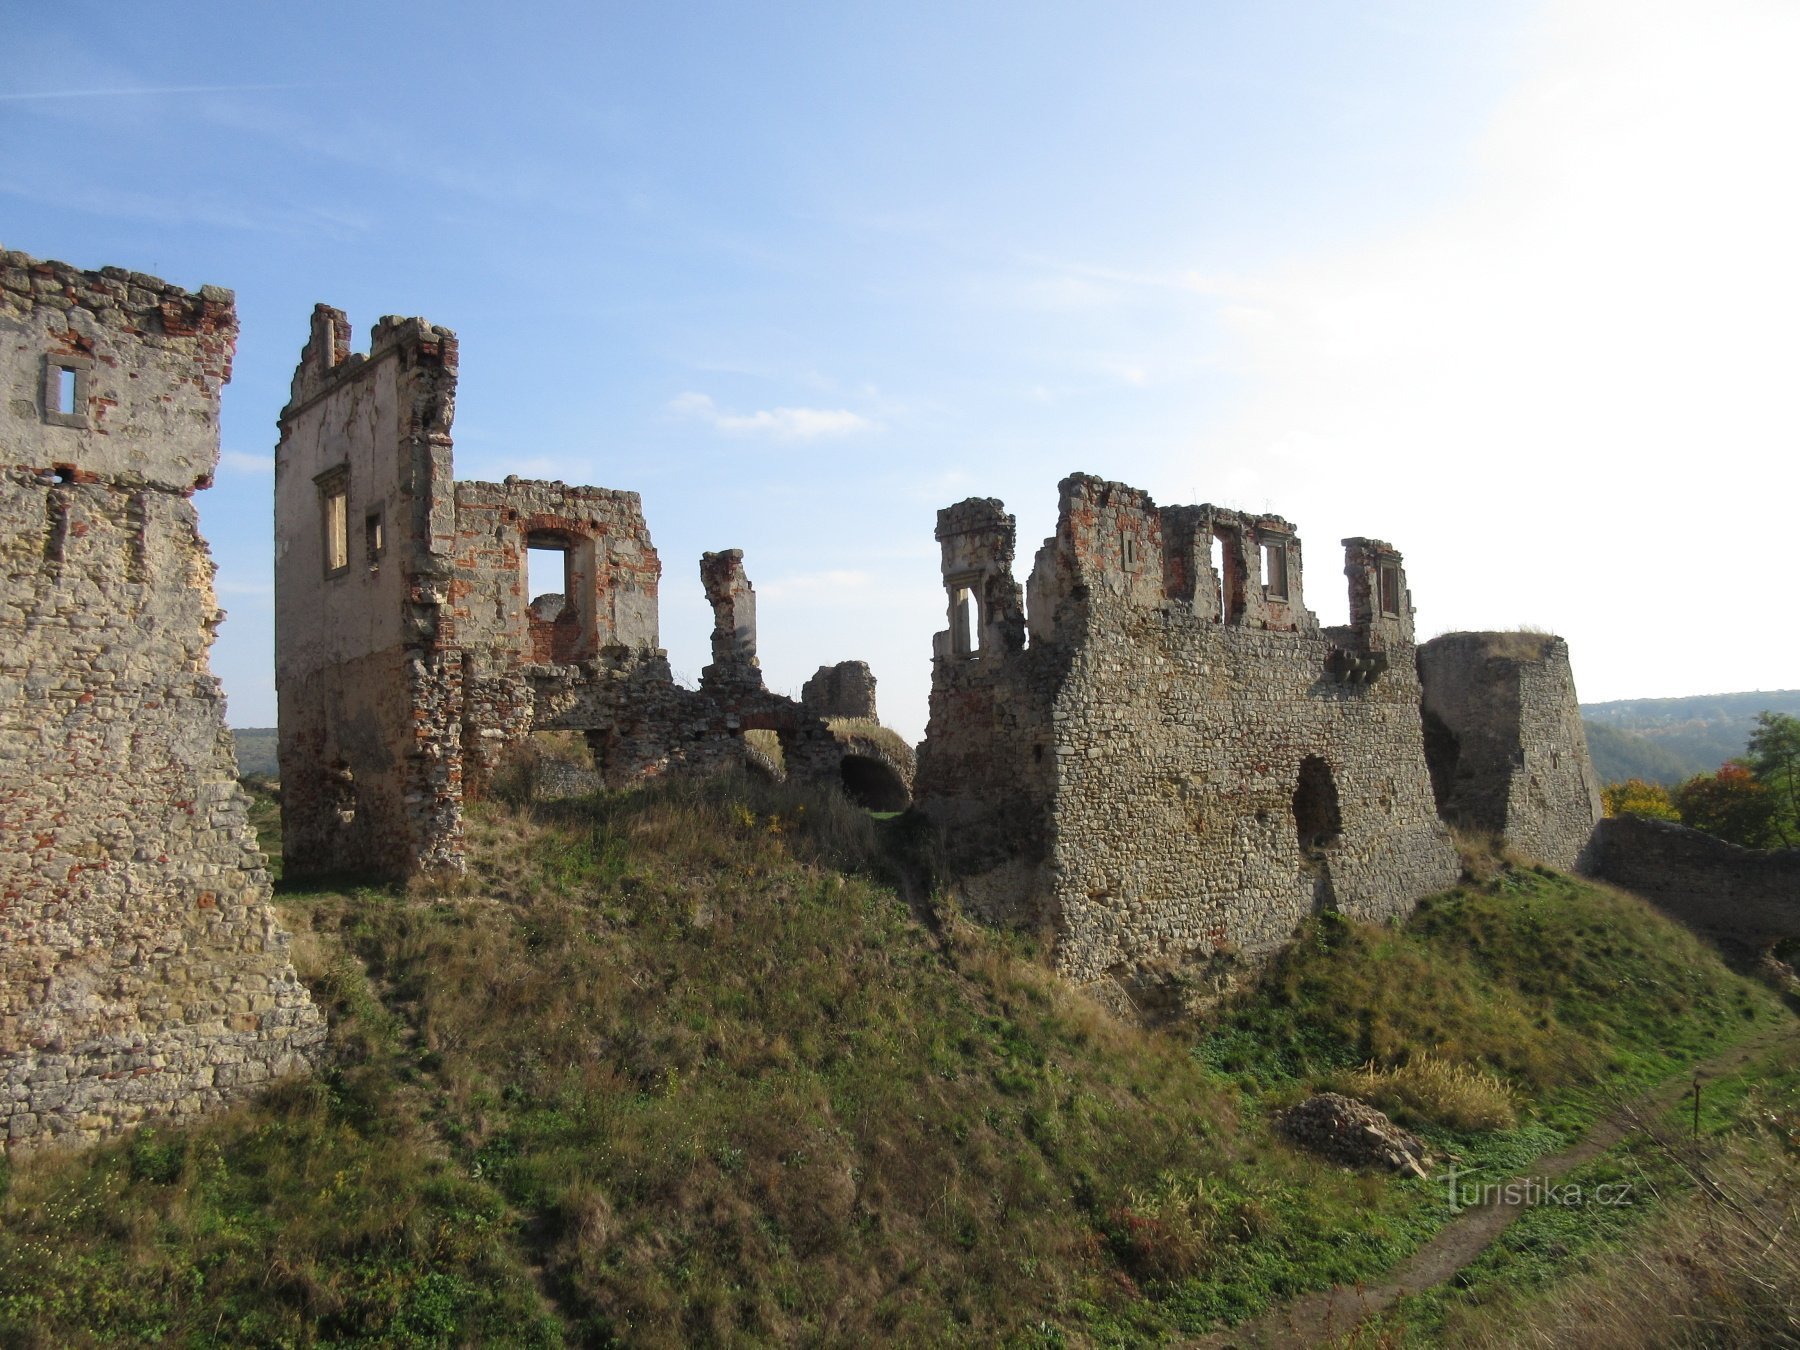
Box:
914, 473, 1464, 981
1417, 632, 1603, 872
0, 248, 324, 1151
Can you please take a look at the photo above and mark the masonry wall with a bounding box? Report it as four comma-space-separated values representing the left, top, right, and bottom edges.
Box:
1593, 815, 1800, 949
1417, 632, 1602, 872
275, 307, 463, 879
916, 475, 1462, 981
1, 249, 324, 1151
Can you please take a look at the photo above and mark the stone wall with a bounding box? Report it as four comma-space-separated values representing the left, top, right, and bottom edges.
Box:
275, 305, 464, 880
1, 248, 323, 1152
1417, 632, 1602, 872
1593, 816, 1800, 949
802, 661, 880, 721
276, 305, 904, 878
915, 474, 1462, 980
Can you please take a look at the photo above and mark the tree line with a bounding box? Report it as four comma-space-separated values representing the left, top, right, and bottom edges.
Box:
1602, 711, 1800, 849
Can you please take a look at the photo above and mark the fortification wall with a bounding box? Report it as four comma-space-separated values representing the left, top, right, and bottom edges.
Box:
916, 475, 1461, 980
1, 249, 323, 1152
1593, 816, 1800, 948
1048, 617, 1460, 979
1418, 632, 1601, 872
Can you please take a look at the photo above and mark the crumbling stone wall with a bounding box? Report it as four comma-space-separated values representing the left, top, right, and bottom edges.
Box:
915, 474, 1463, 981
1592, 815, 1800, 950
802, 661, 880, 721
276, 306, 904, 878
1417, 632, 1602, 872
1, 248, 323, 1152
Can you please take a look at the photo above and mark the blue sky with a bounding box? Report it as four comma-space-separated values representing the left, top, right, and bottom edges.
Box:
5, 0, 1796, 743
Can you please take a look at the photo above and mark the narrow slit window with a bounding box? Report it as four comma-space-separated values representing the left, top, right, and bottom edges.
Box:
1121, 531, 1138, 572
54, 366, 78, 416
1208, 534, 1226, 621
365, 511, 384, 566
324, 488, 348, 572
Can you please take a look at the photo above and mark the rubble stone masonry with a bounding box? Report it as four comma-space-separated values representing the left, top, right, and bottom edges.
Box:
1, 248, 323, 1152
276, 306, 908, 878
1418, 632, 1603, 872
917, 474, 1476, 981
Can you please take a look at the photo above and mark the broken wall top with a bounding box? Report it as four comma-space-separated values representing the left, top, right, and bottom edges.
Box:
1, 245, 237, 491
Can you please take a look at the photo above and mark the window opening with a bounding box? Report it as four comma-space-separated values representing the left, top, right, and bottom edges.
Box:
1379, 564, 1401, 617
1121, 530, 1138, 572
1208, 533, 1226, 622
528, 543, 570, 610
317, 468, 349, 575
1263, 541, 1288, 599
365, 511, 384, 567
53, 366, 77, 416
1293, 755, 1343, 852
952, 585, 978, 657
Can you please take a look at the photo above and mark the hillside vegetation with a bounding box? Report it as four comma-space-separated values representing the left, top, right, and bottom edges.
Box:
0, 776, 1789, 1346
1583, 689, 1800, 785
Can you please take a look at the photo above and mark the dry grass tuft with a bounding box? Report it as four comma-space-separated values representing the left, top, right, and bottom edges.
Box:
1332, 1053, 1519, 1131
826, 717, 915, 767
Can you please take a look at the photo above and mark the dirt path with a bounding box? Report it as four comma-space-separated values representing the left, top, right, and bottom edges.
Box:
1192, 1023, 1798, 1349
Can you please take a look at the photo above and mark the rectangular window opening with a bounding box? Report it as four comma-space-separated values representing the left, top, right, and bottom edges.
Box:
1121, 530, 1138, 572
1209, 533, 1227, 621
324, 487, 348, 573
1263, 541, 1289, 599
527, 544, 571, 607
952, 585, 978, 657
54, 366, 78, 417
1379, 564, 1402, 617
365, 511, 384, 567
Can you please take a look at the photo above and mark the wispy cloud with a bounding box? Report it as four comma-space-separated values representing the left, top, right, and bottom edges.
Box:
670, 391, 875, 441
756, 569, 875, 602
218, 450, 271, 475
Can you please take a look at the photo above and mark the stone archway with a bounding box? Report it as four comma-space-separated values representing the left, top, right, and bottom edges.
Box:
839, 754, 911, 812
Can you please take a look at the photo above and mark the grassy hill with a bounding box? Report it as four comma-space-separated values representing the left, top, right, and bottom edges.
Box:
0, 775, 1790, 1346
1582, 689, 1800, 785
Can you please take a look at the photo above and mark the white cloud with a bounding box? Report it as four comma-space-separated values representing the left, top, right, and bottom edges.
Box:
218, 450, 270, 474
670, 391, 875, 440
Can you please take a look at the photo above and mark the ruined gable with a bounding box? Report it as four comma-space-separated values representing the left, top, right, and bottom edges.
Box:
1, 248, 324, 1152
275, 306, 909, 880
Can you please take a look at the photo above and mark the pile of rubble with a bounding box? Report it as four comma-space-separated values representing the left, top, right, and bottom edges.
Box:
1278, 1092, 1433, 1178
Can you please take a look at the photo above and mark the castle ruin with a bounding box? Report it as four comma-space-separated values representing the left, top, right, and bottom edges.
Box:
274, 306, 911, 880
912, 475, 1602, 981
0, 249, 324, 1152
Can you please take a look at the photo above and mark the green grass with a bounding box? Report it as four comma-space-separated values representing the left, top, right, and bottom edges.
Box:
0, 775, 1788, 1346
1361, 1040, 1800, 1347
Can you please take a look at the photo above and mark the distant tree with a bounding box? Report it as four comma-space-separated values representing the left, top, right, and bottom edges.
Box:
1745, 711, 1800, 846
1674, 761, 1777, 848
1601, 778, 1679, 821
